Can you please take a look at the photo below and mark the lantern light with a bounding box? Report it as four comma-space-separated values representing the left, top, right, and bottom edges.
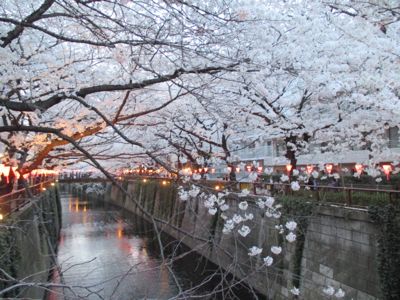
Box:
143, 179, 147, 183
203, 167, 208, 173
257, 166, 263, 173
355, 164, 364, 174
215, 185, 220, 190
198, 168, 202, 173
306, 165, 314, 175
235, 167, 241, 173
325, 164, 333, 174
0, 213, 3, 221
286, 164, 293, 174
210, 168, 216, 174
246, 165, 252, 172
162, 180, 168, 185
227, 167, 232, 173
382, 164, 392, 181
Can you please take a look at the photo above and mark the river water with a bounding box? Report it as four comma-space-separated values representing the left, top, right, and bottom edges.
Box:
48, 193, 263, 300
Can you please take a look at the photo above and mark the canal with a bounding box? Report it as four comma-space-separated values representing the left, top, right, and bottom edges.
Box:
48, 192, 264, 299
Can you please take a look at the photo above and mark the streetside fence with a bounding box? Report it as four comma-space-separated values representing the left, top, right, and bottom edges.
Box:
121, 176, 400, 208
0, 180, 56, 220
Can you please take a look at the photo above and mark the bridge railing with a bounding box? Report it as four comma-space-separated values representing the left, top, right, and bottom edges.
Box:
0, 180, 55, 220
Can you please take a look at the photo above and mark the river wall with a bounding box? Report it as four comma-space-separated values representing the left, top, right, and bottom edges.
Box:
0, 186, 61, 299
70, 180, 381, 300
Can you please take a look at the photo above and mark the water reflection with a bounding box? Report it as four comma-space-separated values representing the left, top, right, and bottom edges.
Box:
49, 193, 264, 300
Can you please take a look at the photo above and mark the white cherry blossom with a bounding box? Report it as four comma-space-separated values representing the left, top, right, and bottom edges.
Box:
263, 256, 273, 266
271, 246, 282, 255
286, 232, 297, 243
248, 246, 262, 256
238, 225, 251, 237
285, 221, 297, 231
238, 201, 248, 210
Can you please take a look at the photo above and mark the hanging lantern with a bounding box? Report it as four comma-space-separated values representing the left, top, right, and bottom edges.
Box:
210, 168, 216, 174
306, 165, 314, 175
355, 164, 364, 174
198, 168, 203, 173
286, 164, 293, 174
235, 167, 241, 173
325, 164, 333, 174
257, 166, 263, 173
203, 167, 208, 173
0, 164, 10, 177
382, 164, 392, 181
246, 165, 252, 172
227, 166, 232, 173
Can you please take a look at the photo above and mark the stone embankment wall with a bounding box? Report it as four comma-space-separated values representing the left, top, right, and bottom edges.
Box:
73, 180, 381, 299
0, 186, 61, 299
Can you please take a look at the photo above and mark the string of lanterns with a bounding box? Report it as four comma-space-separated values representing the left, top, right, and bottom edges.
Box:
0, 164, 58, 183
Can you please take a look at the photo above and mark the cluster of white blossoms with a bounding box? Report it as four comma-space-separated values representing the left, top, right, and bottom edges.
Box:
178, 185, 202, 201
323, 286, 345, 298
203, 192, 230, 216
285, 220, 297, 243
257, 197, 282, 219
222, 197, 254, 235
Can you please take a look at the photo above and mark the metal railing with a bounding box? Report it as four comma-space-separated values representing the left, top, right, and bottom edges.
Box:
58, 175, 400, 208
121, 175, 400, 208
0, 180, 55, 219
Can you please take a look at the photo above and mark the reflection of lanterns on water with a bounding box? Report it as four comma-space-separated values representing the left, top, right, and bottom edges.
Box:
162, 180, 168, 186
0, 213, 3, 221
143, 178, 147, 183
75, 199, 79, 212
117, 228, 123, 239
83, 205, 87, 212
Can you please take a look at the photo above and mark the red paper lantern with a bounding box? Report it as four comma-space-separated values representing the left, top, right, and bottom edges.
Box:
325, 164, 333, 174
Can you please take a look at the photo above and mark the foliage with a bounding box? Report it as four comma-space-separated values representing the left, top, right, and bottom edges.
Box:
0, 225, 20, 297
278, 196, 314, 287
369, 205, 400, 300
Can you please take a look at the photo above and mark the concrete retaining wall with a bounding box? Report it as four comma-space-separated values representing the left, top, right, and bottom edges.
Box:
0, 186, 61, 299
71, 180, 381, 299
